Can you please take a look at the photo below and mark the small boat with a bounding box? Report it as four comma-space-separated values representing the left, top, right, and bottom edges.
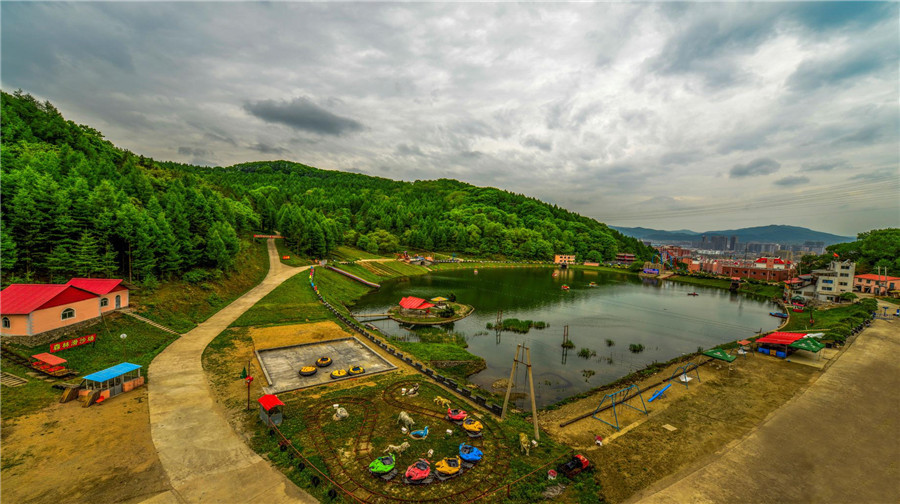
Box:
588, 282, 597, 287
316, 356, 332, 367
447, 407, 467, 424
330, 369, 348, 379
434, 456, 462, 480
687, 292, 699, 296
368, 453, 398, 481
349, 365, 365, 375
403, 458, 433, 485
410, 425, 429, 439
458, 443, 483, 467
299, 366, 317, 377
561, 285, 570, 291
462, 418, 484, 438
769, 312, 788, 319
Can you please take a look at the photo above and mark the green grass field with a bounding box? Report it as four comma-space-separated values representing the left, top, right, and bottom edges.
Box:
329, 245, 385, 261
132, 240, 269, 332
231, 272, 329, 327
667, 274, 783, 298
275, 240, 315, 267
780, 298, 877, 342
1, 314, 177, 420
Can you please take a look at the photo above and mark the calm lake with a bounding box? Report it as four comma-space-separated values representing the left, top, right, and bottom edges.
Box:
352, 267, 780, 408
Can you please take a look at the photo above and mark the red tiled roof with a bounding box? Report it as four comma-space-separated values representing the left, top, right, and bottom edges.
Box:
1, 284, 71, 315
854, 274, 900, 282
66, 278, 126, 295
32, 353, 67, 365
399, 296, 435, 310
756, 332, 806, 345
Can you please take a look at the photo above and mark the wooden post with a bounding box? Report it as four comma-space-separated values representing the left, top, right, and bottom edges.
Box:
501, 344, 520, 420
526, 346, 539, 441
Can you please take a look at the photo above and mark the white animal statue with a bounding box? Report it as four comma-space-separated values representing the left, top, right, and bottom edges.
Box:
405, 383, 420, 397
433, 396, 451, 409
332, 407, 349, 421
383, 441, 410, 454
398, 411, 415, 430
519, 433, 530, 456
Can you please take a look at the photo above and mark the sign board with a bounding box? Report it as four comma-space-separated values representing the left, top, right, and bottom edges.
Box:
50, 334, 96, 353
643, 269, 660, 275
253, 234, 284, 239
282, 255, 290, 260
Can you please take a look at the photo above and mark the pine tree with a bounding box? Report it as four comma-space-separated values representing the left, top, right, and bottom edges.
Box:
73, 231, 99, 277
46, 245, 72, 283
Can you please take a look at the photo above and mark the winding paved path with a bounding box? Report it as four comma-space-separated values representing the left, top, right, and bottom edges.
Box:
632, 315, 900, 504
142, 240, 315, 504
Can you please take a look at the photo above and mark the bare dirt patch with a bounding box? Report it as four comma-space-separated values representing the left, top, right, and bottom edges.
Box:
539, 355, 818, 503
0, 387, 169, 504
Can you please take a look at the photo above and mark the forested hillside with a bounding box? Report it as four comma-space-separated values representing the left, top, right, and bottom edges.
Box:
189, 161, 652, 262
1, 90, 651, 287
800, 228, 900, 276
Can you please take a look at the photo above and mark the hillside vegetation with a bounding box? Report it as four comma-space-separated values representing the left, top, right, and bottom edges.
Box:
2, 89, 651, 288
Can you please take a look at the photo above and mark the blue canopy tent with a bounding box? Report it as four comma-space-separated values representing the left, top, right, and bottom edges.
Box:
81, 363, 143, 404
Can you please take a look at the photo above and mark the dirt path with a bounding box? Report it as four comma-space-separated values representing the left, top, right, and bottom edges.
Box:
631, 318, 900, 504
141, 239, 316, 504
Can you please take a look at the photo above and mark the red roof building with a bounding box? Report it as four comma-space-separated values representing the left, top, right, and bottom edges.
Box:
1, 279, 130, 338
854, 273, 900, 295
399, 296, 435, 310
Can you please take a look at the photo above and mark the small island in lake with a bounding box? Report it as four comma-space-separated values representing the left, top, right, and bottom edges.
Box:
388, 296, 474, 325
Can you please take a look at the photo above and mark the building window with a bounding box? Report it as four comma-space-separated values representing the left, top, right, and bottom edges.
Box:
822, 287, 832, 291
61, 308, 75, 320
1, 317, 9, 328
101, 298, 109, 307
839, 282, 848, 286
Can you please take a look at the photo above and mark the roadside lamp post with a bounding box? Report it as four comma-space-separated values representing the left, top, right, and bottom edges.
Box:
120, 333, 127, 361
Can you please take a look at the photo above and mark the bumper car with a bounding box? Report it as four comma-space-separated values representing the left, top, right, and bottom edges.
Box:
458, 443, 483, 468
462, 418, 484, 438
403, 458, 433, 485
368, 453, 397, 481
316, 356, 333, 367
299, 366, 317, 377
349, 365, 365, 375
330, 369, 348, 379
447, 407, 468, 424
435, 456, 462, 480
557, 454, 591, 478
410, 425, 429, 439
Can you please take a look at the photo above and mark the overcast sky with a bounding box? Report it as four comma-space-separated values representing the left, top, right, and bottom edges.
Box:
3, 2, 898, 236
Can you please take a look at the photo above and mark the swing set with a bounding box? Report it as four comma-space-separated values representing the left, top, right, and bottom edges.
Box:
590, 384, 648, 431
670, 362, 701, 388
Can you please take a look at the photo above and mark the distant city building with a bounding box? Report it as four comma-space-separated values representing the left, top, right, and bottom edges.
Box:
718, 257, 795, 282
729, 235, 738, 251
802, 241, 826, 255
745, 242, 779, 254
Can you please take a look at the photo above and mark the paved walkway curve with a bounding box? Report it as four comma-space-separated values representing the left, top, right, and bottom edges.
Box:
632, 317, 900, 504
142, 240, 316, 504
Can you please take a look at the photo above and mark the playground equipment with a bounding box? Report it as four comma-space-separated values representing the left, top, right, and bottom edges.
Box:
671, 362, 701, 388
458, 443, 483, 467
557, 454, 591, 478
447, 407, 468, 423
403, 459, 433, 485
703, 348, 737, 363
435, 456, 463, 480
330, 369, 348, 379
349, 365, 365, 375
647, 383, 672, 403
299, 366, 317, 377
316, 356, 333, 367
368, 453, 398, 480
590, 384, 648, 431
462, 418, 484, 438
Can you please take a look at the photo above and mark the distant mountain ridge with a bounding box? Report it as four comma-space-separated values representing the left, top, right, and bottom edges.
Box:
611, 225, 853, 246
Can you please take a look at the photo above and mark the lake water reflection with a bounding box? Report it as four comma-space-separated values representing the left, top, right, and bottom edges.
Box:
352, 267, 779, 408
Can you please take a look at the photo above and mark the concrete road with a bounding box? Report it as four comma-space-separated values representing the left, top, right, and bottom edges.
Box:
633, 317, 900, 504
142, 239, 316, 503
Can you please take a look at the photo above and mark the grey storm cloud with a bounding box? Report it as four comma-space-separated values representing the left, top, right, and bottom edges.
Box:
1, 1, 897, 236
244, 97, 364, 136
730, 158, 781, 178
774, 175, 810, 187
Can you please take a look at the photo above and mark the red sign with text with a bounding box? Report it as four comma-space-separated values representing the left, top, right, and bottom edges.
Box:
50, 334, 96, 353
253, 234, 284, 239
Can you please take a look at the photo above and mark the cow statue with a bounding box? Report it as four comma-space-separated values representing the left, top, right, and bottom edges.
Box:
398, 411, 415, 430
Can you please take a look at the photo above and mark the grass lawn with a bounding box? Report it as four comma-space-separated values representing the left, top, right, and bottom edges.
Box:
667, 274, 782, 298
878, 297, 900, 306
315, 268, 376, 316
132, 239, 269, 332
779, 298, 877, 342
327, 262, 384, 283
231, 273, 329, 327
1, 314, 177, 421
275, 240, 315, 268
330, 245, 384, 261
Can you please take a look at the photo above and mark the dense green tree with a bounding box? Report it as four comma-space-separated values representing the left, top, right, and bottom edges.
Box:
72, 232, 99, 277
